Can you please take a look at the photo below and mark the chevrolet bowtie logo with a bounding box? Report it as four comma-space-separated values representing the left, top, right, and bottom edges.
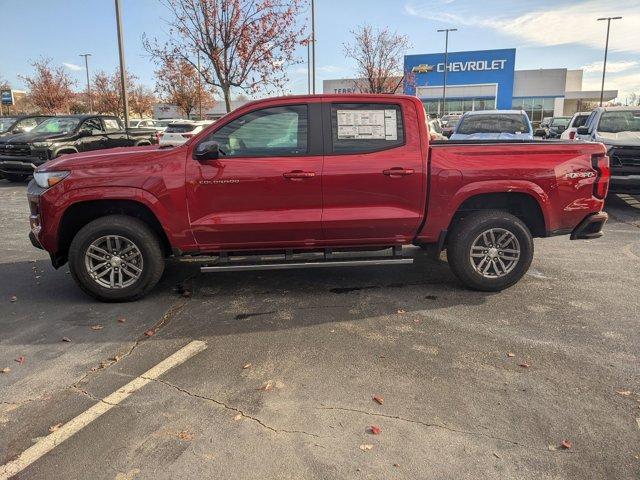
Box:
411, 64, 434, 73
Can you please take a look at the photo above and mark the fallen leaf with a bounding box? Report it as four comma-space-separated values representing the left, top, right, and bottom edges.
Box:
329, 329, 335, 333
506, 352, 515, 358
233, 413, 242, 421
182, 290, 192, 298
62, 337, 72, 343
359, 444, 374, 451
258, 381, 274, 391
144, 330, 155, 337
49, 423, 63, 433
373, 395, 384, 405
397, 309, 406, 314
110, 355, 121, 362
493, 452, 501, 459
177, 430, 194, 441
616, 390, 632, 396
1, 367, 10, 374
393, 463, 400, 467
91, 324, 103, 331
15, 356, 25, 365
561, 439, 572, 449
10, 295, 17, 302
117, 318, 127, 324
369, 425, 381, 435
243, 363, 252, 369
518, 363, 531, 369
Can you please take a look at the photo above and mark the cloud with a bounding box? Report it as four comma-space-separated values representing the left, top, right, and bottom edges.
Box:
581, 60, 638, 74
318, 65, 345, 74
582, 71, 640, 99
63, 62, 83, 72
405, 0, 640, 53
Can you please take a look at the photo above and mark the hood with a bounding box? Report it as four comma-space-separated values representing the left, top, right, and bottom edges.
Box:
595, 130, 640, 146
42, 144, 166, 172
450, 132, 534, 140
4, 130, 74, 144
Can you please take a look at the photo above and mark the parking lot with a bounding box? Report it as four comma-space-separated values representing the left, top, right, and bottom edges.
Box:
0, 179, 639, 479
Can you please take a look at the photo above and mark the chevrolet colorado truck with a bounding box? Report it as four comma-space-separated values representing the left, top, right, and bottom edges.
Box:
27, 94, 610, 302
1, 114, 157, 182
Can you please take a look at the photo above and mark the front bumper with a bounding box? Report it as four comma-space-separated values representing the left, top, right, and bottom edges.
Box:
0, 156, 42, 175
570, 212, 608, 240
609, 174, 640, 194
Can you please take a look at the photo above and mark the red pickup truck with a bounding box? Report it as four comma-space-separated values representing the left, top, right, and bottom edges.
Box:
27, 94, 610, 302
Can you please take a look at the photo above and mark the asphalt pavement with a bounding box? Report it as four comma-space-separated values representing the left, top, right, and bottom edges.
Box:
1, 179, 639, 479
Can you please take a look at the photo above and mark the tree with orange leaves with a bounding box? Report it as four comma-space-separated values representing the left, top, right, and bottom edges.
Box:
154, 57, 213, 118
20, 57, 75, 114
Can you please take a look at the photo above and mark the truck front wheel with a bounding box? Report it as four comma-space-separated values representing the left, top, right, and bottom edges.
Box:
447, 210, 533, 291
68, 215, 165, 302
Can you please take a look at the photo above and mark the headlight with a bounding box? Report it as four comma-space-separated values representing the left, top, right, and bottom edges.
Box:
32, 142, 52, 148
33, 171, 70, 188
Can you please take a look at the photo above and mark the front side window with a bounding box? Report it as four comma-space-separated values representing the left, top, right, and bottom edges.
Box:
598, 110, 640, 133
81, 117, 104, 132
207, 105, 308, 157
331, 103, 404, 154
456, 114, 530, 135
14, 118, 38, 131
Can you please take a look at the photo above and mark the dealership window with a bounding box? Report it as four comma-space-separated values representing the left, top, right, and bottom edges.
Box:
512, 97, 554, 126
330, 103, 404, 153
422, 98, 496, 117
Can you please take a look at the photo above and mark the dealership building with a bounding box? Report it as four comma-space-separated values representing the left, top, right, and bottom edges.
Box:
324, 48, 618, 124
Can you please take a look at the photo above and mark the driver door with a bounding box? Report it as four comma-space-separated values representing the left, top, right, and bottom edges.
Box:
77, 117, 107, 152
185, 102, 324, 250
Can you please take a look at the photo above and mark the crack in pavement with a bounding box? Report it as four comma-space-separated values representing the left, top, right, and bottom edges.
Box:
71, 385, 119, 406
144, 376, 323, 439
317, 405, 566, 453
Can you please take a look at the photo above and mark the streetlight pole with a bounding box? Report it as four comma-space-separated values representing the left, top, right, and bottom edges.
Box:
311, 0, 316, 94
437, 28, 457, 116
197, 50, 203, 120
114, 0, 130, 128
79, 53, 93, 113
597, 16, 622, 106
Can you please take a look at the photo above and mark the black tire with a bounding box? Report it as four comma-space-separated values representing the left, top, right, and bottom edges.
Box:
68, 215, 165, 302
5, 173, 28, 182
447, 210, 533, 292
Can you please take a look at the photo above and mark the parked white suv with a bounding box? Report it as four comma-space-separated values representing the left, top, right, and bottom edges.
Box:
560, 112, 591, 140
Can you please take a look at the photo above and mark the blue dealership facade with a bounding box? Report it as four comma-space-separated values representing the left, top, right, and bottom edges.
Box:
324, 47, 618, 126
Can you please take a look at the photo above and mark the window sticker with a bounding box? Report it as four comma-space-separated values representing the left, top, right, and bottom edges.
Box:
337, 109, 398, 140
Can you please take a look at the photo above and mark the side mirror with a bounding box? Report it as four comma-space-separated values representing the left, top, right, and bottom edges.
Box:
194, 141, 220, 161
576, 127, 589, 136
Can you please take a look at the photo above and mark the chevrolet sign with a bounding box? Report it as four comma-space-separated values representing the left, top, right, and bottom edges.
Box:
411, 64, 434, 74
437, 59, 507, 73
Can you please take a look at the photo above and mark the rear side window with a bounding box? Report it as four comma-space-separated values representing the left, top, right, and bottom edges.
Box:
330, 103, 404, 153
456, 114, 529, 135
572, 114, 589, 128
166, 123, 198, 133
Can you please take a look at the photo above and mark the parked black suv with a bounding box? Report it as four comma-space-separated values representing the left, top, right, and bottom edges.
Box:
0, 115, 157, 181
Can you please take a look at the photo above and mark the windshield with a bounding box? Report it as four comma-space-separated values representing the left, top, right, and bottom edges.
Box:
32, 117, 81, 134
0, 117, 17, 133
456, 114, 529, 135
550, 117, 570, 127
598, 110, 640, 133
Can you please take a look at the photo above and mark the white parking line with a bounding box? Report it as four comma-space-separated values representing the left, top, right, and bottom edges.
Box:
0, 340, 207, 480
618, 194, 640, 209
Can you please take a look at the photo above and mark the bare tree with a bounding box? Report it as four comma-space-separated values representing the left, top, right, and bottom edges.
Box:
20, 57, 75, 114
343, 25, 411, 94
154, 56, 214, 118
129, 85, 156, 118
144, 0, 307, 113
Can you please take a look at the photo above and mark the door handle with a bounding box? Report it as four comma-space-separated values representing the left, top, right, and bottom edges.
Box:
283, 170, 316, 179
383, 167, 415, 176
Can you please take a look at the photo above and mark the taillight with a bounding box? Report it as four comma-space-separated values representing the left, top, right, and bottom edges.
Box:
569, 131, 576, 140
181, 133, 194, 139
592, 153, 610, 199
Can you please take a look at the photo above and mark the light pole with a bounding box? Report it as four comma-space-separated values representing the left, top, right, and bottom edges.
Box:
437, 28, 457, 116
114, 0, 130, 127
597, 16, 622, 106
311, 0, 316, 94
79, 53, 93, 113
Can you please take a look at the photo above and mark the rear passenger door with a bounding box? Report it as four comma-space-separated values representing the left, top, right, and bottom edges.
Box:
321, 101, 425, 244
103, 117, 130, 147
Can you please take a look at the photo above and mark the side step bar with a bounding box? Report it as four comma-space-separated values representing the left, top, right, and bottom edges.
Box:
200, 247, 413, 273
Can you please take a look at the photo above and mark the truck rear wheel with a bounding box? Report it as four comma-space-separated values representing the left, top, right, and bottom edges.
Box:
447, 210, 533, 291
68, 215, 165, 302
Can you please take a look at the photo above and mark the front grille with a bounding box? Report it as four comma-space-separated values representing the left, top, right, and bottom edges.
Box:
610, 146, 640, 168
0, 142, 32, 157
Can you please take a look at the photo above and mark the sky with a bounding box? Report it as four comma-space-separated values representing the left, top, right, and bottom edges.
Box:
0, 0, 639, 101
